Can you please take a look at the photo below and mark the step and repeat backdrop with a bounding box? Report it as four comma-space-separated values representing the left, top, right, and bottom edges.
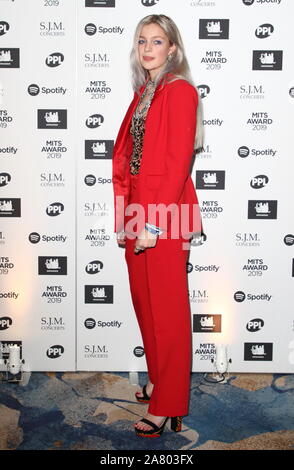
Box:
1, 0, 293, 373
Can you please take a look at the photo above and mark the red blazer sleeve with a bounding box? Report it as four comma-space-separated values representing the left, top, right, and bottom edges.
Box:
160, 80, 197, 204
144, 81, 198, 231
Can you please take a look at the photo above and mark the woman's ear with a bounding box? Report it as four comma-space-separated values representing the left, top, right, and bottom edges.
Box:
169, 43, 177, 56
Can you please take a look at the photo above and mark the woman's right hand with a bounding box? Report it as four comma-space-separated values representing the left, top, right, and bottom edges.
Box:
117, 231, 126, 247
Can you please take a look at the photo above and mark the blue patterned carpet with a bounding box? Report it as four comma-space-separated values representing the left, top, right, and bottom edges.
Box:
0, 371, 294, 450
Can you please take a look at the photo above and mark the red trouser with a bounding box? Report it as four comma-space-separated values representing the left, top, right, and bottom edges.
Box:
124, 174, 192, 417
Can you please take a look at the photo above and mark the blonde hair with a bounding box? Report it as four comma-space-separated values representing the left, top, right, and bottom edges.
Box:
130, 14, 204, 150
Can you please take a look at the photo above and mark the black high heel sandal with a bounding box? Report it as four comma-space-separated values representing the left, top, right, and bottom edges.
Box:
135, 384, 151, 403
134, 416, 183, 438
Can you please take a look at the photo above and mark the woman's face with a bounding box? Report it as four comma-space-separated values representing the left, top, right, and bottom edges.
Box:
138, 23, 176, 80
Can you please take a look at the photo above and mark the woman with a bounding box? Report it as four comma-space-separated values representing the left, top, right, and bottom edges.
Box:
112, 14, 203, 438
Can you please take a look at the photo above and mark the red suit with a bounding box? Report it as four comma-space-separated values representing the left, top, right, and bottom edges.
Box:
112, 76, 202, 416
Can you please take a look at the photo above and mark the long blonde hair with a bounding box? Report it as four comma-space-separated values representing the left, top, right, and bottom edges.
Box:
130, 14, 204, 150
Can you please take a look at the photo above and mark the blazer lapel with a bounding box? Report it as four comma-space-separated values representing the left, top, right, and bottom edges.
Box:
113, 74, 172, 159
113, 91, 140, 158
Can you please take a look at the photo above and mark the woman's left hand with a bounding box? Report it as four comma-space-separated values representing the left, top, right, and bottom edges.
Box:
134, 228, 158, 253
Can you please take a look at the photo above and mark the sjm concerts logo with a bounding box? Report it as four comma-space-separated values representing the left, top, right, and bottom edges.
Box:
84, 52, 110, 68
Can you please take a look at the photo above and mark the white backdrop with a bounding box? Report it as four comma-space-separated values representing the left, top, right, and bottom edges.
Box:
0, 0, 293, 373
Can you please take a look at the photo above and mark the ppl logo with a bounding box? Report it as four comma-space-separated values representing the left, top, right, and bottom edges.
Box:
0, 173, 11, 187
255, 24, 274, 38
46, 52, 64, 68
46, 345, 64, 359
85, 260, 103, 274
246, 318, 264, 332
0, 316, 13, 330
86, 114, 104, 128
141, 0, 160, 6
0, 21, 10, 36
198, 85, 210, 98
46, 202, 64, 217
250, 175, 269, 189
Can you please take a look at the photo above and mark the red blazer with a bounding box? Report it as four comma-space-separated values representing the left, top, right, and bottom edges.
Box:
112, 75, 203, 239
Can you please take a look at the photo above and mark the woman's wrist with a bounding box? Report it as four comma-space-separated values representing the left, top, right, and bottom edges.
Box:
145, 222, 163, 236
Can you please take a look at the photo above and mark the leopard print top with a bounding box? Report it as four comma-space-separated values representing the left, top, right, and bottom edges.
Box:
129, 80, 156, 175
